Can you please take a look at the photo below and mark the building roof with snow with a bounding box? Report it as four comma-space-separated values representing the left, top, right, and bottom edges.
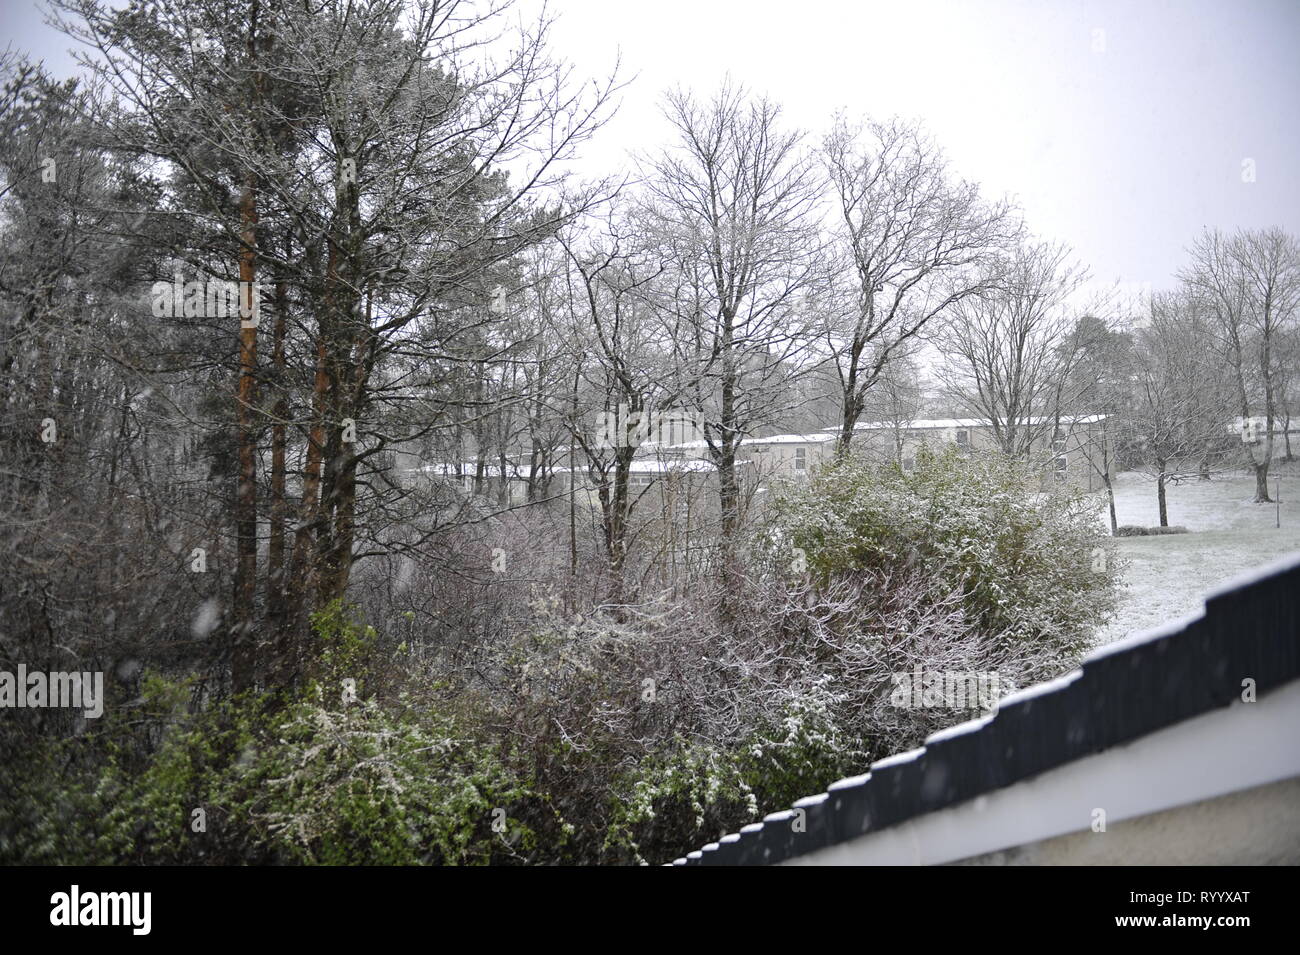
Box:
666, 432, 836, 451
828, 414, 1109, 433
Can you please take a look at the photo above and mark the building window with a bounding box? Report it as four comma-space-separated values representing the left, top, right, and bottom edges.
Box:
794, 447, 807, 470
955, 429, 969, 448
902, 456, 915, 473
1054, 455, 1068, 472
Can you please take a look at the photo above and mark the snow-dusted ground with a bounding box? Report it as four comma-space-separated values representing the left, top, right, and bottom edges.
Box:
1092, 466, 1300, 646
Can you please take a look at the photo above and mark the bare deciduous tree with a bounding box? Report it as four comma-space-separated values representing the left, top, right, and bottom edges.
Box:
820, 115, 1016, 451
640, 81, 823, 576
558, 212, 671, 604
937, 238, 1090, 456
1183, 227, 1300, 502
1130, 290, 1235, 526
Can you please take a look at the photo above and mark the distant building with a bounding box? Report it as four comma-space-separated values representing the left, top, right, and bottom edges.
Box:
404, 414, 1114, 501
1230, 416, 1300, 456
664, 432, 836, 484
593, 406, 705, 450
737, 433, 838, 478
830, 415, 1112, 491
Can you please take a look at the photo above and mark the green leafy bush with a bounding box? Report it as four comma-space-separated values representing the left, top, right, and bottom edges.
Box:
55, 688, 546, 866
606, 740, 758, 865
1, 610, 548, 866
765, 446, 1121, 657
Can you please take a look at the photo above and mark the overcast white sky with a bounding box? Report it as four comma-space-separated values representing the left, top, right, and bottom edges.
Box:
534, 0, 1300, 296
4, 0, 1299, 300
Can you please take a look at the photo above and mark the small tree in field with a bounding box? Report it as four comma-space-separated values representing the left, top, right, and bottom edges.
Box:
1183, 227, 1300, 503
1128, 291, 1235, 526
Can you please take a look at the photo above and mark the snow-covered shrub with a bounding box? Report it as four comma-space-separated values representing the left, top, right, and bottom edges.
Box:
469, 567, 1038, 863
605, 739, 758, 864
76, 685, 544, 866
1116, 524, 1189, 536
1, 609, 545, 866
763, 445, 1121, 660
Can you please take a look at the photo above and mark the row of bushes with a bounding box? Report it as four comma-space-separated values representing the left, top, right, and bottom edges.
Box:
0, 448, 1122, 865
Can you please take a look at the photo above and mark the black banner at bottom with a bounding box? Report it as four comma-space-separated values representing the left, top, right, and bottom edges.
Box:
0, 864, 1288, 941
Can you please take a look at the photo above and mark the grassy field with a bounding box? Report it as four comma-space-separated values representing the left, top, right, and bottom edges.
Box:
1092, 464, 1300, 646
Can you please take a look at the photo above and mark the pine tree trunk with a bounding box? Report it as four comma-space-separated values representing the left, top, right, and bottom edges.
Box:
232, 174, 259, 694
267, 269, 292, 688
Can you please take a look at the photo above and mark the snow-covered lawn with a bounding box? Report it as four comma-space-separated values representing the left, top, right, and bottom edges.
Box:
1092, 466, 1300, 646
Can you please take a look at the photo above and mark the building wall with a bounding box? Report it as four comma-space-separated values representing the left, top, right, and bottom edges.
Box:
738, 439, 833, 480
851, 421, 1110, 492
411, 418, 1115, 502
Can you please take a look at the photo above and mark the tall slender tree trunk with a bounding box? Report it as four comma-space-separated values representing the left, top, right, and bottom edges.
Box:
1102, 471, 1118, 535
1106, 480, 1118, 534
837, 352, 861, 454
309, 145, 365, 609
716, 356, 741, 592
231, 0, 266, 694
232, 177, 259, 693
1156, 462, 1168, 527
326, 295, 374, 601
606, 449, 633, 610
568, 370, 578, 610
286, 309, 330, 627
715, 314, 743, 593
473, 360, 486, 496
267, 267, 292, 690
497, 445, 510, 507
330, 458, 358, 596
1252, 415, 1273, 504
267, 284, 286, 592
1256, 329, 1276, 501
314, 357, 342, 607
